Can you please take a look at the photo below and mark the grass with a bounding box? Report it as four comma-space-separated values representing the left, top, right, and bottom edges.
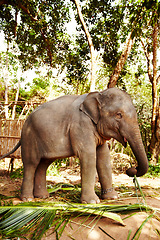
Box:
10, 167, 23, 179
145, 163, 160, 178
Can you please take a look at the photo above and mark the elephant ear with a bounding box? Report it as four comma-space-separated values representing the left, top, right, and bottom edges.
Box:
79, 91, 101, 124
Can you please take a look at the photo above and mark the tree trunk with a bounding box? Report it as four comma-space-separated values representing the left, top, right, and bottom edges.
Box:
141, 39, 153, 83
4, 79, 9, 119
74, 0, 96, 92
108, 32, 135, 88
12, 79, 20, 120
4, 44, 9, 119
149, 22, 159, 163
155, 103, 160, 159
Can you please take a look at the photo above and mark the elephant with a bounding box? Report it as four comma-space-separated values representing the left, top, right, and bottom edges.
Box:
0, 88, 149, 203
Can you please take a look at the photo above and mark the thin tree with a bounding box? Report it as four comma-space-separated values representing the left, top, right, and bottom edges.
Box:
73, 0, 96, 92
12, 79, 20, 120
108, 31, 135, 88
4, 43, 9, 119
150, 21, 159, 160
141, 21, 160, 162
149, 22, 159, 162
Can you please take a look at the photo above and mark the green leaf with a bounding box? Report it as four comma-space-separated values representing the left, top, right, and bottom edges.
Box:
68, 206, 124, 225
132, 212, 155, 240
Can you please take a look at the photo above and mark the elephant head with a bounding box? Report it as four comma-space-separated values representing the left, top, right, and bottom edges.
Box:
80, 88, 148, 177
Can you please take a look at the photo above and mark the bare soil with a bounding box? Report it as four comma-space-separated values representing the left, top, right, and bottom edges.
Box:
0, 157, 160, 240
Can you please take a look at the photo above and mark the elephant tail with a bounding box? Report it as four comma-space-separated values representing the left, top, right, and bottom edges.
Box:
0, 140, 21, 160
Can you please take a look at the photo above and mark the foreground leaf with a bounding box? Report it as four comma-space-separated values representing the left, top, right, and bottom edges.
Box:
0, 201, 159, 239
0, 202, 124, 239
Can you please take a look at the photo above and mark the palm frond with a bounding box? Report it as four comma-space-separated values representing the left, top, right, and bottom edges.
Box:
0, 202, 125, 239
0, 201, 159, 239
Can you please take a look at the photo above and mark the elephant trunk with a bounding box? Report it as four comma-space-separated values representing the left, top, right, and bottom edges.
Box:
125, 126, 149, 177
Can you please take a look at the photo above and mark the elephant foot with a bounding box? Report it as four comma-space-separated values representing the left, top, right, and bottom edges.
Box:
80, 193, 100, 204
20, 194, 34, 202
101, 188, 118, 200
34, 190, 49, 199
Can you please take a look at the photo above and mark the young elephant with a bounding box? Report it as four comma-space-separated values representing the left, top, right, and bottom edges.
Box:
0, 88, 148, 203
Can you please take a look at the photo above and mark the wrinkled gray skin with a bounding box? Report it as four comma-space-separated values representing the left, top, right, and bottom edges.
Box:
0, 88, 148, 203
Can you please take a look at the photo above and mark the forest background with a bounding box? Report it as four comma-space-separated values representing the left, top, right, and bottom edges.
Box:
0, 0, 160, 164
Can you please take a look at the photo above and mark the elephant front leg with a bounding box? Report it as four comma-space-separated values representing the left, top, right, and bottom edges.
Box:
80, 151, 100, 204
96, 143, 118, 200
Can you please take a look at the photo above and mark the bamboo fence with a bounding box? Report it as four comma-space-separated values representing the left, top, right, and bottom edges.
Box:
0, 119, 25, 158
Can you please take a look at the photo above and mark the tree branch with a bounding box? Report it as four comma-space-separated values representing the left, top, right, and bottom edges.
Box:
0, 0, 37, 22
17, 2, 37, 21
157, 75, 160, 84
108, 31, 135, 88
140, 38, 153, 83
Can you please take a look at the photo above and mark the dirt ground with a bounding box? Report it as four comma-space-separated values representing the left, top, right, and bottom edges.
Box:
0, 158, 160, 240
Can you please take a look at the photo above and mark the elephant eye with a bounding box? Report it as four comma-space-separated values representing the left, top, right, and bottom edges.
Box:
116, 112, 122, 119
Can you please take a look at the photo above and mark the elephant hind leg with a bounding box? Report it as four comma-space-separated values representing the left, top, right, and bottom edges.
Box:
33, 158, 51, 199
21, 148, 41, 201
20, 164, 37, 202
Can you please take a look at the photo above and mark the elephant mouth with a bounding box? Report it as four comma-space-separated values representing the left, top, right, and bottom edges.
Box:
118, 133, 128, 148
123, 137, 128, 147
100, 128, 128, 147
113, 128, 128, 147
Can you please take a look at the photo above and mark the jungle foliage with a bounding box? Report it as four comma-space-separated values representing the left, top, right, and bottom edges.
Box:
0, 1, 160, 159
